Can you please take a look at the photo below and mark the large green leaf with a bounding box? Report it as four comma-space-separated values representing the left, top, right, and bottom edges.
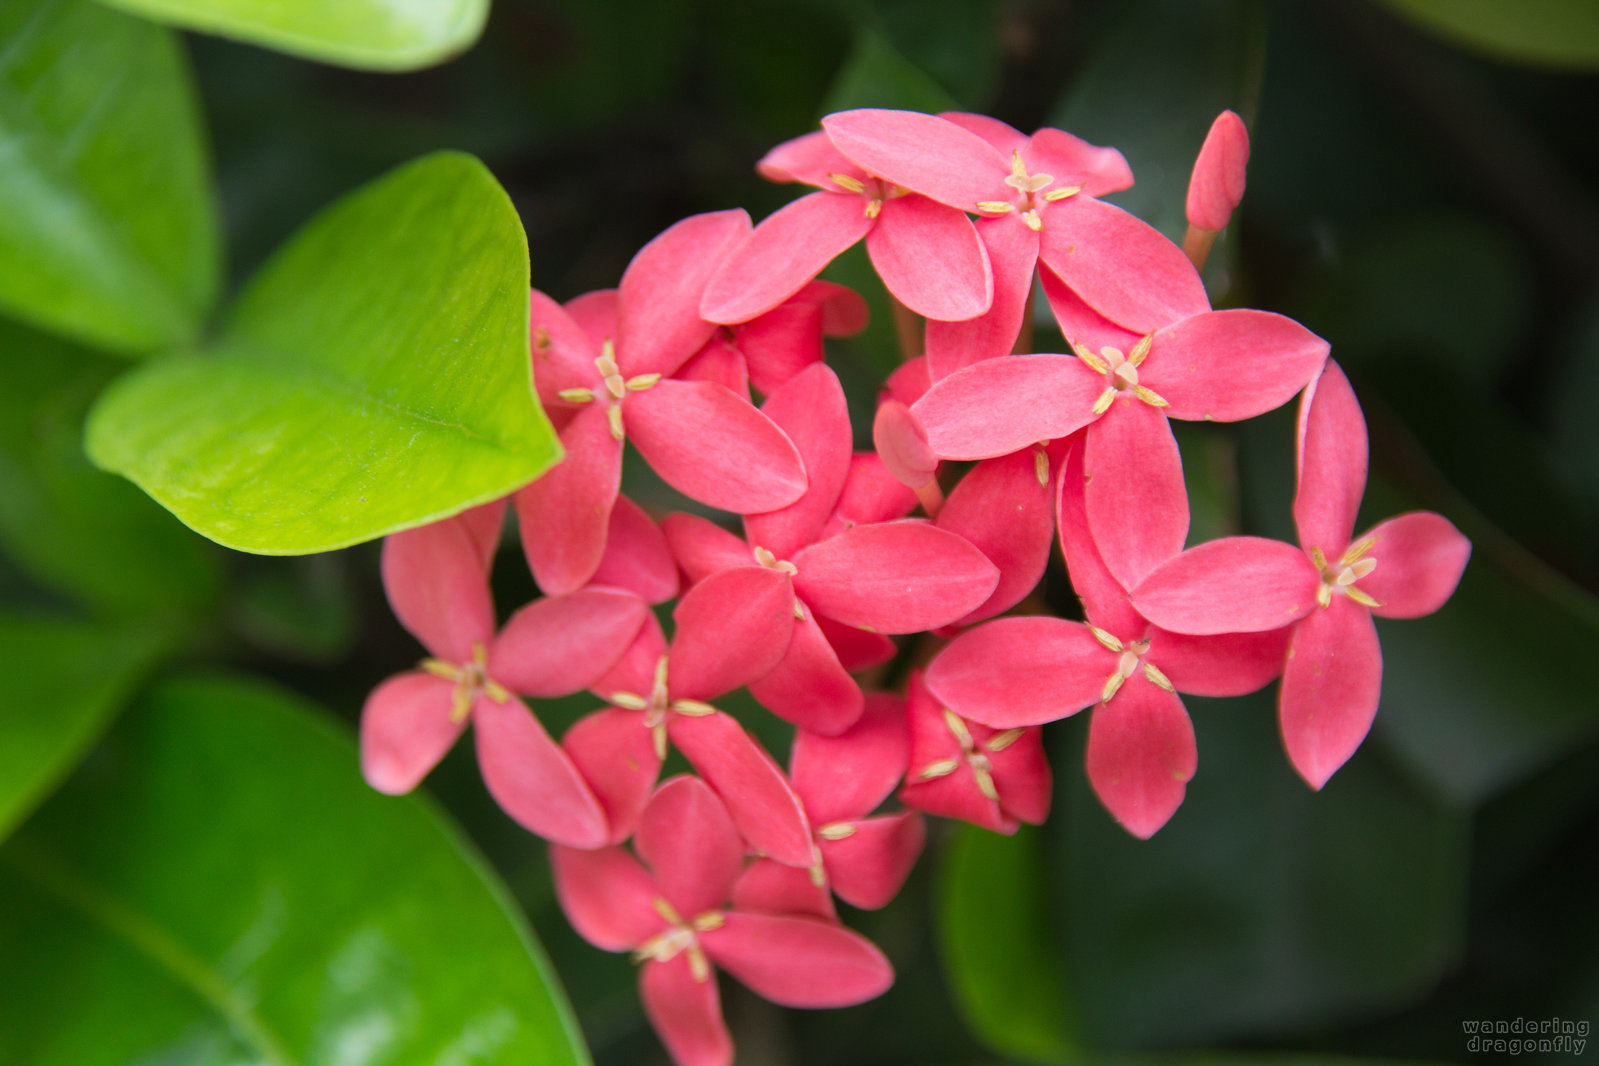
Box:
86, 151, 561, 555
938, 823, 1079, 1064
0, 0, 218, 353
1373, 0, 1599, 70
0, 673, 590, 1066
0, 316, 220, 616
94, 0, 488, 71
0, 614, 168, 841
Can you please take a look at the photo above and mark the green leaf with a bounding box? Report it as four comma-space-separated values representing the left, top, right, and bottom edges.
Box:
1055, 693, 1470, 1049
0, 672, 590, 1066
0, 614, 168, 842
0, 0, 218, 353
93, 0, 489, 71
0, 316, 220, 616
1051, 0, 1265, 244
86, 151, 561, 555
822, 28, 959, 116
938, 823, 1079, 1064
1373, 0, 1599, 70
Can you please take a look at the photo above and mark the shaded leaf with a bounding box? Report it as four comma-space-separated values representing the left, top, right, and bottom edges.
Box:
0, 316, 220, 617
1373, 0, 1599, 71
87, 151, 560, 555
0, 672, 590, 1066
94, 0, 489, 71
822, 27, 959, 116
0, 0, 218, 353
0, 614, 168, 841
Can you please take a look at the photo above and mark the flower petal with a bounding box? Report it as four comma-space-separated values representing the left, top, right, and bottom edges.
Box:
1186, 110, 1250, 232
1082, 399, 1189, 590
641, 956, 733, 1066
866, 194, 993, 321
736, 301, 823, 398
733, 858, 836, 920
871, 399, 938, 490
590, 495, 680, 605
637, 775, 746, 917
1131, 538, 1319, 635
670, 566, 797, 700
813, 612, 898, 673
828, 452, 919, 532
819, 812, 925, 910
1086, 674, 1196, 839
938, 111, 1029, 155
1150, 626, 1290, 698
1038, 264, 1143, 355
1294, 359, 1367, 558
745, 363, 853, 559
758, 128, 857, 186
474, 696, 609, 848
748, 608, 865, 736
937, 446, 1057, 625
1280, 597, 1383, 789
1141, 310, 1329, 423
1025, 127, 1134, 196
1055, 436, 1146, 636
912, 354, 1102, 460
701, 192, 874, 325
618, 209, 751, 378
702, 912, 894, 1008
669, 712, 813, 868
381, 512, 495, 662
626, 379, 808, 514
662, 513, 755, 586
789, 691, 909, 823
793, 521, 999, 633
676, 334, 751, 401
1356, 512, 1472, 619
822, 108, 1010, 210
550, 843, 663, 951
529, 287, 600, 408
925, 217, 1041, 380
591, 611, 670, 701
563, 706, 660, 845
359, 672, 462, 795
489, 587, 650, 697
516, 401, 623, 596
1041, 196, 1209, 334
563, 289, 619, 349
457, 498, 507, 573
924, 616, 1107, 728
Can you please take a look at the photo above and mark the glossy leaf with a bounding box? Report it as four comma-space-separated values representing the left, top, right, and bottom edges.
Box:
0, 318, 220, 616
938, 823, 1078, 1064
87, 151, 560, 555
0, 673, 590, 1065
1374, 0, 1599, 70
0, 615, 168, 842
94, 0, 490, 71
0, 0, 217, 353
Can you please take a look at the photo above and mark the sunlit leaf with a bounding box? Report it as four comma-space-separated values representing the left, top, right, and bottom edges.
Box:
86, 151, 561, 555
0, 0, 217, 353
0, 672, 591, 1066
94, 0, 489, 71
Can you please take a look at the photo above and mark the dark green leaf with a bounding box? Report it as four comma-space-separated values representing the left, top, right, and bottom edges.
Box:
94, 0, 489, 71
0, 672, 590, 1065
0, 316, 220, 616
86, 151, 561, 555
822, 28, 959, 116
938, 823, 1079, 1064
0, 0, 218, 353
1373, 0, 1599, 70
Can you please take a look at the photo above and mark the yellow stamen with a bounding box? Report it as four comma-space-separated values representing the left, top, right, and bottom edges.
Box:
1088, 625, 1125, 653
691, 911, 725, 933
1346, 587, 1382, 609
986, 728, 1024, 753
557, 387, 595, 403
625, 373, 661, 391
1133, 385, 1169, 408
817, 822, 857, 840
1316, 584, 1333, 609
1022, 209, 1043, 231
1143, 662, 1175, 692
1092, 387, 1117, 416
972, 766, 1000, 802
1034, 447, 1050, 488
942, 709, 973, 748
1101, 671, 1126, 704
830, 173, 866, 195
687, 945, 710, 983
864, 199, 882, 219
1073, 341, 1109, 375
671, 698, 717, 717
652, 897, 683, 925
1043, 185, 1081, 201
611, 691, 647, 711
607, 404, 625, 441
919, 759, 959, 780
1127, 334, 1153, 367
652, 721, 668, 761
1343, 535, 1379, 565
420, 658, 461, 681
1310, 546, 1329, 571
977, 201, 1015, 214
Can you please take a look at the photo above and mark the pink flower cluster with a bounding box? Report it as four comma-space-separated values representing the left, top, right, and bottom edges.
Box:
360, 108, 1471, 1066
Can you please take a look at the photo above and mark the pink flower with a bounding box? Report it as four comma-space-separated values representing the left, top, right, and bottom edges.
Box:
699, 129, 994, 324
1130, 361, 1472, 787
561, 567, 814, 863
551, 776, 895, 1066
685, 280, 869, 399
1184, 109, 1250, 268
900, 670, 1051, 834
924, 442, 1288, 837
360, 503, 649, 847
517, 210, 809, 596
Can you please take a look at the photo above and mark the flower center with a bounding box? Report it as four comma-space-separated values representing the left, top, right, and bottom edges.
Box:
915, 709, 1025, 803
975, 151, 1082, 230
1087, 627, 1174, 703
608, 655, 718, 760
752, 546, 806, 619
1310, 538, 1381, 609
552, 338, 662, 441
633, 897, 726, 982
828, 173, 904, 219
1074, 334, 1170, 416
419, 641, 510, 722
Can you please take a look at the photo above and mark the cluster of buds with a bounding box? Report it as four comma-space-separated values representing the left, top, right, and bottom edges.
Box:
361, 108, 1470, 1066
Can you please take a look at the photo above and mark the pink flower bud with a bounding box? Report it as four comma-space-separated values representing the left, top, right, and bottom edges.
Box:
1185, 109, 1250, 232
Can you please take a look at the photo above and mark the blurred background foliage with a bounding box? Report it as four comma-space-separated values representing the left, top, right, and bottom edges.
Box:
2, 0, 1598, 1063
